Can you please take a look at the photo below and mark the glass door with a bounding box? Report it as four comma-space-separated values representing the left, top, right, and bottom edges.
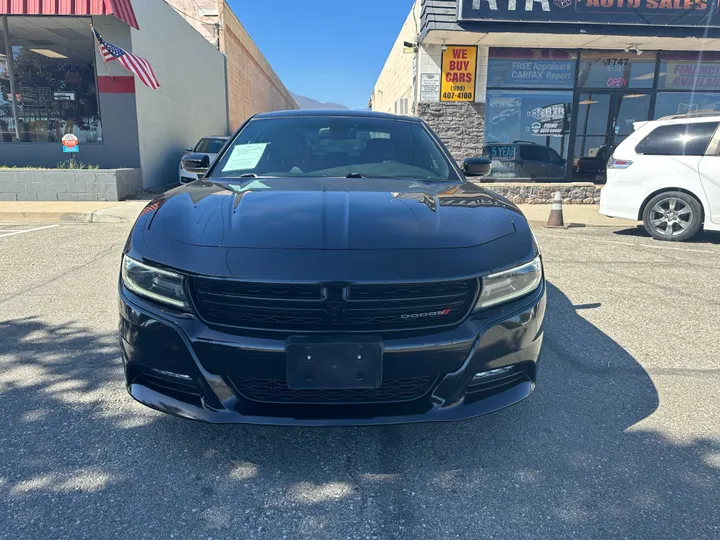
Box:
612, 93, 651, 146
572, 92, 650, 181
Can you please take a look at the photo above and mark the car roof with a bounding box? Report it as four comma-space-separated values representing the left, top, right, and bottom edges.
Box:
484, 141, 539, 146
202, 136, 229, 140
252, 109, 422, 122
652, 114, 720, 125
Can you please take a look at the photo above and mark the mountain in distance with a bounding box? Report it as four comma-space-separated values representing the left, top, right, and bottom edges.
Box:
291, 92, 349, 110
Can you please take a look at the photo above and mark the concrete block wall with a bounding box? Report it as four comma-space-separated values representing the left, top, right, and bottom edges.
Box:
0, 169, 142, 202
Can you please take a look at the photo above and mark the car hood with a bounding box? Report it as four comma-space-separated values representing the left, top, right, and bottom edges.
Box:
147, 178, 517, 250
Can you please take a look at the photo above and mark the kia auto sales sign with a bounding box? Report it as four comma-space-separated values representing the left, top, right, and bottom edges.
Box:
459, 0, 720, 27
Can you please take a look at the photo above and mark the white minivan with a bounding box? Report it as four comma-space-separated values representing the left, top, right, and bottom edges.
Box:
600, 113, 720, 242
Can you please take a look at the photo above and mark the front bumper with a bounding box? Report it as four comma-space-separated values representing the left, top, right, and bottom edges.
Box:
119, 281, 546, 426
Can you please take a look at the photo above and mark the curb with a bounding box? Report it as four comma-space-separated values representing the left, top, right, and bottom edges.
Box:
0, 202, 147, 224
0, 211, 94, 223
526, 220, 630, 229
0, 210, 136, 224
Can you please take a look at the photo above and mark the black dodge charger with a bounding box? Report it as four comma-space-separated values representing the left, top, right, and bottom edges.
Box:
119, 110, 546, 425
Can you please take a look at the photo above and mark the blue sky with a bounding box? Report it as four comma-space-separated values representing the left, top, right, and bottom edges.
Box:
228, 0, 415, 109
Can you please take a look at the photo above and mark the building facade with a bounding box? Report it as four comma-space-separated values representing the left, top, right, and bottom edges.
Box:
165, 0, 298, 131
0, 1, 228, 190
372, 0, 720, 182
1, 0, 297, 199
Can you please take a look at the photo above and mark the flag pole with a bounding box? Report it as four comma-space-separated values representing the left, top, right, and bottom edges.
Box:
90, 23, 114, 81
2, 16, 22, 142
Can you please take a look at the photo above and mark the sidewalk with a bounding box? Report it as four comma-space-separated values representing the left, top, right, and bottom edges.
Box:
518, 204, 638, 228
0, 200, 638, 228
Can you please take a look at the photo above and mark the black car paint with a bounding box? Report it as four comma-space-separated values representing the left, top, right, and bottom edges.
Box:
119, 110, 546, 425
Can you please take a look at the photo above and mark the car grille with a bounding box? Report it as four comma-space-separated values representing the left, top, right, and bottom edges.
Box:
190, 278, 478, 332
229, 376, 437, 404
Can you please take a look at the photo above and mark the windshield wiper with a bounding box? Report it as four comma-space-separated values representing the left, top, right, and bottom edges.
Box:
345, 172, 367, 178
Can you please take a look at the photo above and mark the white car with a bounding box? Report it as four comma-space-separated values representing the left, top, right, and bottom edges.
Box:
600, 113, 720, 242
179, 136, 229, 184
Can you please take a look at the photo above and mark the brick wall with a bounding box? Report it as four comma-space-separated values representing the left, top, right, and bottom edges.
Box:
220, 3, 298, 130
417, 102, 485, 163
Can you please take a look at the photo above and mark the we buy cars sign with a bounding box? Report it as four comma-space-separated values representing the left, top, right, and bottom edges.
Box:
441, 46, 478, 102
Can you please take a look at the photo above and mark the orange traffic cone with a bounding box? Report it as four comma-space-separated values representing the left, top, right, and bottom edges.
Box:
545, 191, 565, 228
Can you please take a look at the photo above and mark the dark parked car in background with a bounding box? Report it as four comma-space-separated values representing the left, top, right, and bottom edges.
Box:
119, 110, 546, 425
575, 144, 613, 182
483, 141, 566, 182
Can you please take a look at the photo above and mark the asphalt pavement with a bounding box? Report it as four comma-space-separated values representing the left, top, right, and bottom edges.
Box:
0, 222, 718, 540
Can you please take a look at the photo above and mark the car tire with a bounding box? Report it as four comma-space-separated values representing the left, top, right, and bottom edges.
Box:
642, 191, 703, 242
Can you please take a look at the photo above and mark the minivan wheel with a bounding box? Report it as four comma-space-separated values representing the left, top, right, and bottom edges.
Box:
642, 191, 702, 242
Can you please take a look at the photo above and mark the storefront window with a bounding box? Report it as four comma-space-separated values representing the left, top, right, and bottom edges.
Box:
0, 17, 102, 144
578, 51, 656, 89
654, 92, 720, 118
484, 90, 572, 180
659, 52, 720, 91
488, 48, 577, 89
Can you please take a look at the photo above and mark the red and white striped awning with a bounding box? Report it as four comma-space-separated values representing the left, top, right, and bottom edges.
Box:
0, 0, 138, 30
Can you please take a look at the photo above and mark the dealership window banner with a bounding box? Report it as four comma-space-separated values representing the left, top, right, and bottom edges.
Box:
460, 0, 720, 27
441, 46, 478, 102
665, 61, 720, 89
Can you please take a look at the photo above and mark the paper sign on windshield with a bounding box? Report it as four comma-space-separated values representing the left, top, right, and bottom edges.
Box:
222, 143, 268, 172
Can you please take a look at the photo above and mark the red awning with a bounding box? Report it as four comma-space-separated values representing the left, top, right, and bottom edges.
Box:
0, 0, 138, 30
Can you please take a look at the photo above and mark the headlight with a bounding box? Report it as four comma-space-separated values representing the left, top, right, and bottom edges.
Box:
475, 256, 542, 310
121, 255, 189, 309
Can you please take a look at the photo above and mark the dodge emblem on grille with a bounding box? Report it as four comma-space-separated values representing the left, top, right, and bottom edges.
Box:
400, 308, 452, 320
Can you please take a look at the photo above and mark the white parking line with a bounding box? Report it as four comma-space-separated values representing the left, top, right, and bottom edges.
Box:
0, 225, 58, 239
532, 233, 717, 255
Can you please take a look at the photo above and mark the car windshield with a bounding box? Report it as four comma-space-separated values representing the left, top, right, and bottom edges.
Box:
194, 138, 226, 154
209, 116, 460, 181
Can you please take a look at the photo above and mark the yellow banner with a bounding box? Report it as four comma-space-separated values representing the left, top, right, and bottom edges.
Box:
441, 46, 477, 102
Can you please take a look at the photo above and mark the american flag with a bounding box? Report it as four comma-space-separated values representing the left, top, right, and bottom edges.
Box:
92, 28, 159, 90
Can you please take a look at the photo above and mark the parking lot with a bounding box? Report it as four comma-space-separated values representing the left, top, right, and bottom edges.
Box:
1, 222, 718, 540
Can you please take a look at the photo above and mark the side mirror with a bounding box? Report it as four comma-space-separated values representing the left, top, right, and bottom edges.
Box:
184, 146, 193, 152
181, 153, 210, 175
462, 156, 492, 177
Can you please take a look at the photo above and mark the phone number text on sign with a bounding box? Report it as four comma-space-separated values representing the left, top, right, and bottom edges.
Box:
441, 46, 477, 102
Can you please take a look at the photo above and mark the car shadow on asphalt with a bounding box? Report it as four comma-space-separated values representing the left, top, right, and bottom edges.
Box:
0, 285, 718, 539
613, 225, 720, 244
